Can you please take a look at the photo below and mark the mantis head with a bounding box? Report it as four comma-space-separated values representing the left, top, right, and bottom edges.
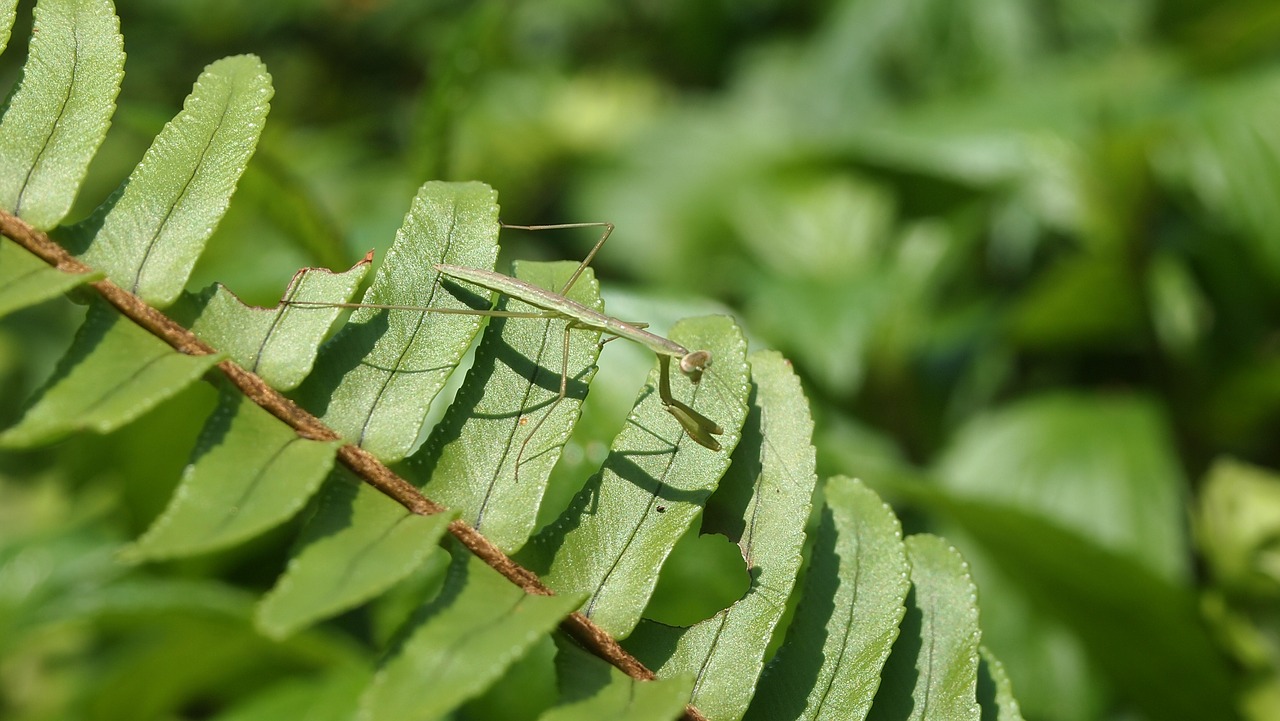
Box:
679, 350, 712, 383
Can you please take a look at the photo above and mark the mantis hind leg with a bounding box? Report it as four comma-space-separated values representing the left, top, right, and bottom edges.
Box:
499, 221, 615, 296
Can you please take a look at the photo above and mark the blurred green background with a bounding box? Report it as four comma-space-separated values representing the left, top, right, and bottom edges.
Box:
5, 0, 1280, 719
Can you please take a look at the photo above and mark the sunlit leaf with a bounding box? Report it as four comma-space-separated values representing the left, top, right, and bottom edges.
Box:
627, 349, 817, 721
745, 477, 910, 721
0, 0, 18, 57
172, 254, 371, 390
931, 494, 1236, 721
516, 315, 750, 638
404, 260, 603, 553
295, 180, 500, 462
70, 54, 273, 306
0, 0, 124, 230
869, 534, 981, 721
935, 393, 1188, 581
0, 298, 222, 447
1197, 458, 1280, 595
210, 667, 371, 721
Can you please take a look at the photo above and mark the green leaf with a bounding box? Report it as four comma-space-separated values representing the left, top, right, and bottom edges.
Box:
0, 236, 101, 317
0, 0, 18, 56
745, 477, 910, 721
626, 349, 817, 721
516, 315, 750, 638
69, 54, 273, 306
1198, 458, 1280, 595
255, 473, 457, 639
869, 534, 981, 721
359, 548, 583, 721
171, 254, 371, 390
933, 495, 1236, 721
211, 667, 371, 721
977, 647, 1025, 721
0, 0, 124, 230
403, 260, 604, 553
295, 180, 500, 462
121, 392, 341, 562
34, 577, 365, 721
935, 392, 1188, 581
0, 298, 222, 447
540, 636, 693, 721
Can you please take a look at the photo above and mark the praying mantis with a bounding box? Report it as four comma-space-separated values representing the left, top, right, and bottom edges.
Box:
284, 223, 724, 475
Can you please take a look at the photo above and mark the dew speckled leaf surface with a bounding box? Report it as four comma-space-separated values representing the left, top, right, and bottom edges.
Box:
516, 315, 750, 638
0, 0, 18, 56
745, 477, 910, 721
404, 260, 603, 553
173, 254, 371, 390
72, 55, 273, 306
627, 349, 817, 721
0, 0, 123, 230
868, 534, 981, 721
295, 181, 500, 463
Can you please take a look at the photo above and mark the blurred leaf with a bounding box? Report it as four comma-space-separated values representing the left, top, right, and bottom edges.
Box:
1197, 458, 1280, 596
935, 393, 1188, 581
359, 549, 582, 721
121, 391, 340, 562
0, 236, 101, 318
1158, 67, 1280, 279
928, 494, 1237, 721
210, 667, 371, 721
1146, 251, 1212, 357
0, 0, 124, 230
0, 298, 222, 447
1008, 254, 1145, 351
868, 534, 981, 721
69, 55, 273, 306
255, 473, 457, 639
172, 253, 371, 390
403, 260, 603, 553
540, 636, 692, 721
294, 180, 499, 462
627, 349, 817, 721
745, 477, 910, 721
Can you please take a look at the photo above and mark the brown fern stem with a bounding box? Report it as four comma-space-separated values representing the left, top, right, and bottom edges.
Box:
0, 209, 705, 721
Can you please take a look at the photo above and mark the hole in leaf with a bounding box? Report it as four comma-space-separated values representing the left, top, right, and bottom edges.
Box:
642, 526, 749, 627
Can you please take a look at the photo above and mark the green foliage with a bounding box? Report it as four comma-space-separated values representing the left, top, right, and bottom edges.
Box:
515, 315, 751, 638
68, 55, 271, 306
7, 0, 1278, 720
405, 260, 605, 552
0, 298, 222, 445
0, 0, 121, 230
0, 237, 101, 315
